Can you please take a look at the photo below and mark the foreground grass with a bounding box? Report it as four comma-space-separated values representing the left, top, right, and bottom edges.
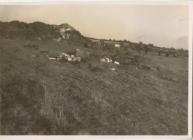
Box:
0, 38, 188, 135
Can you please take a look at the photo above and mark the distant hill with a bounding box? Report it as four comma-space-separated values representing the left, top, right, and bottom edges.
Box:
0, 20, 188, 51
0, 21, 84, 41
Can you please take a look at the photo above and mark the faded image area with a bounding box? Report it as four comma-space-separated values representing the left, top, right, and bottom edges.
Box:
0, 4, 189, 135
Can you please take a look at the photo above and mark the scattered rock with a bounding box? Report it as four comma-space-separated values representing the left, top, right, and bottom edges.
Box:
114, 61, 120, 65
115, 43, 121, 48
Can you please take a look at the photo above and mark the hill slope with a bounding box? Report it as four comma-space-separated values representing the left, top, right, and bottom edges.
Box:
0, 21, 188, 135
0, 21, 84, 41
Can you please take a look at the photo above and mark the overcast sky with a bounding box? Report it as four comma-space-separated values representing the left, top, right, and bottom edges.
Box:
0, 4, 189, 49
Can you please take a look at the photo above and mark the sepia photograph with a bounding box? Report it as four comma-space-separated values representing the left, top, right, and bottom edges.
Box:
0, 0, 192, 137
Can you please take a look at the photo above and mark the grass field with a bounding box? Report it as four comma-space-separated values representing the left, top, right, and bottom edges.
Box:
0, 37, 188, 135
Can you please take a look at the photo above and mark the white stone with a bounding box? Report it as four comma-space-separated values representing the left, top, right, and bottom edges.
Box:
49, 57, 57, 60
100, 58, 106, 62
67, 57, 72, 61
100, 57, 113, 63
114, 61, 120, 65
115, 44, 121, 48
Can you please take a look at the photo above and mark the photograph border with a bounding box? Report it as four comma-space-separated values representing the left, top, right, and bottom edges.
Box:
0, 0, 192, 139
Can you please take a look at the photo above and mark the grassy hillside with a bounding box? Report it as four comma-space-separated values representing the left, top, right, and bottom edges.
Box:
0, 36, 188, 135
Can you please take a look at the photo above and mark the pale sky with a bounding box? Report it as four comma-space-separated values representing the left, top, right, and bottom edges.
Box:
0, 5, 189, 49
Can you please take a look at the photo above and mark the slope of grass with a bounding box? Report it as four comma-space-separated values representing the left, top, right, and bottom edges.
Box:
0, 38, 188, 135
